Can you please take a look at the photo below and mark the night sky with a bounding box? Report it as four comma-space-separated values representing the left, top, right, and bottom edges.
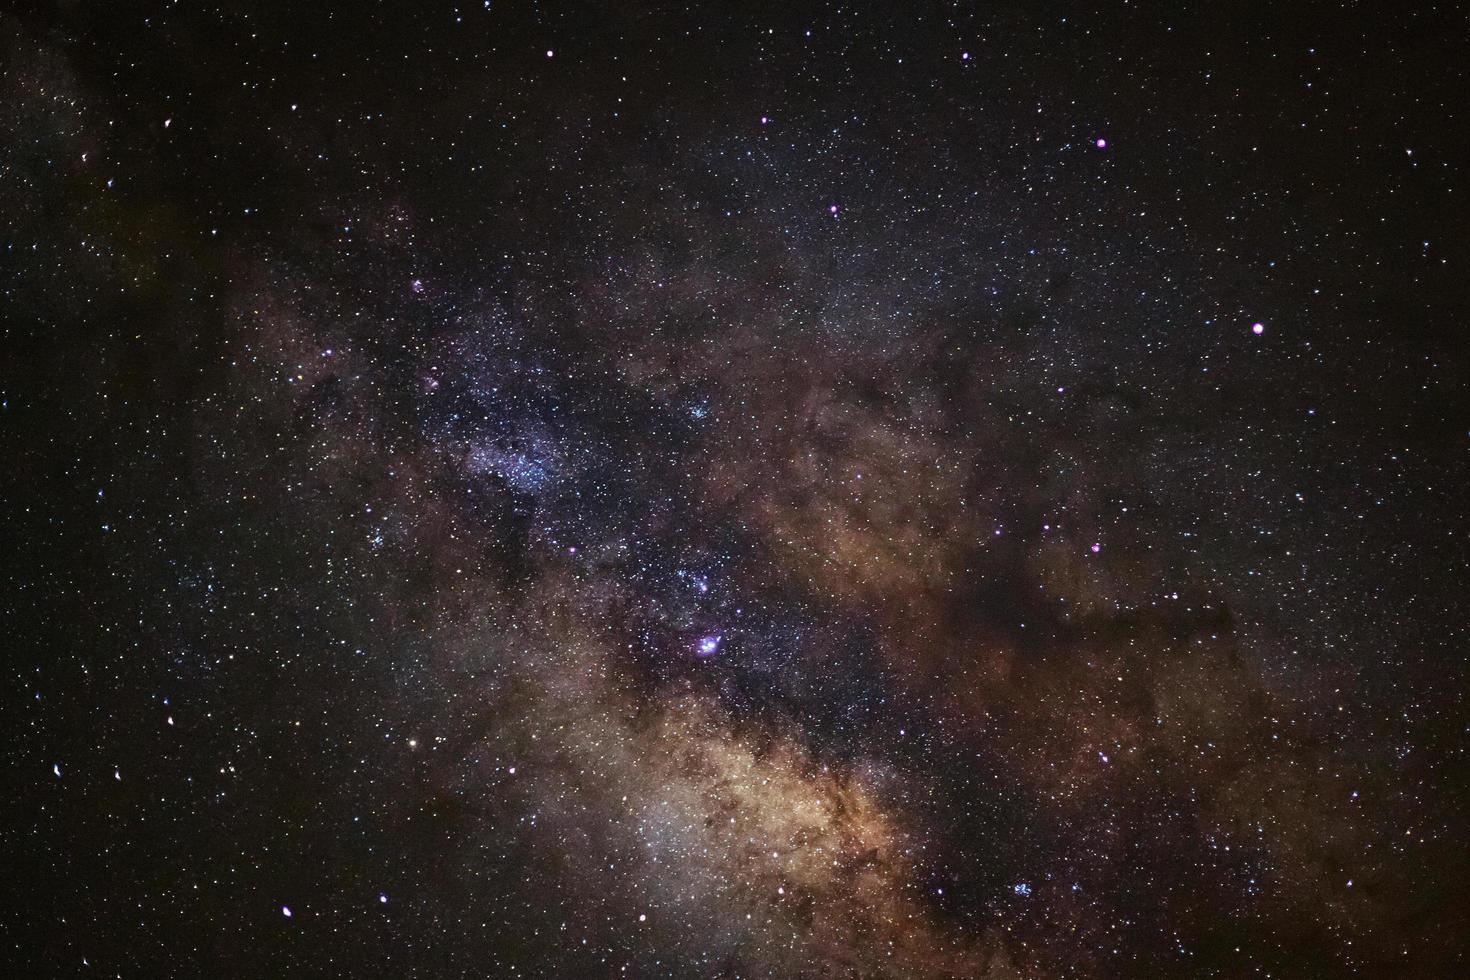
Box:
5, 2, 1470, 977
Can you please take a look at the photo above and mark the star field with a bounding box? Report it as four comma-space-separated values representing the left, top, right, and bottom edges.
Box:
4, 2, 1469, 977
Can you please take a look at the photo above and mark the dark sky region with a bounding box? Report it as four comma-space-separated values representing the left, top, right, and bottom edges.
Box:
3, 1, 1469, 977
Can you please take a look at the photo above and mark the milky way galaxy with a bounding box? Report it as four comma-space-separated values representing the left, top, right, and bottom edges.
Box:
5, 3, 1470, 978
